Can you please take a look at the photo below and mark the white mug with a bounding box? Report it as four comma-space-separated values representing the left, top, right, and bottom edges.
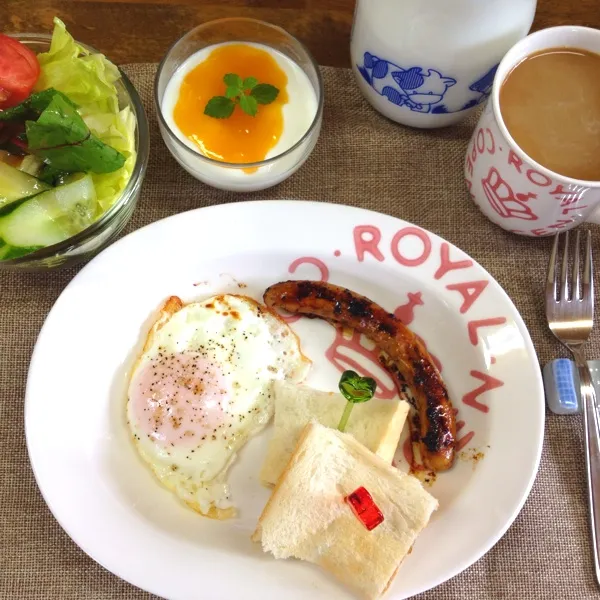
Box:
466, 26, 600, 237
350, 0, 536, 128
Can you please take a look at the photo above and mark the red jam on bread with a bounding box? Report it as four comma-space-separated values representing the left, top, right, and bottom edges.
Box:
345, 486, 384, 531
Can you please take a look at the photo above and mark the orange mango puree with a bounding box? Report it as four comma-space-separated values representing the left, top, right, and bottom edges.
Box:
173, 43, 289, 165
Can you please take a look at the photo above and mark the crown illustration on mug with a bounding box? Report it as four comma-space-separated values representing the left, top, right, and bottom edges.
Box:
482, 167, 538, 221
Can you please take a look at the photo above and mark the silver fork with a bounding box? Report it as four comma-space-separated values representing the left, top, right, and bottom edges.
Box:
546, 230, 600, 585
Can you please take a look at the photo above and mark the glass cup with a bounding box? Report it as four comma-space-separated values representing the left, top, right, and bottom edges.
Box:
1, 34, 149, 272
154, 18, 324, 193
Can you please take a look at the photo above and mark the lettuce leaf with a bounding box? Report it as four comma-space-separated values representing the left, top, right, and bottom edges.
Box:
89, 105, 137, 211
35, 18, 120, 115
35, 18, 136, 211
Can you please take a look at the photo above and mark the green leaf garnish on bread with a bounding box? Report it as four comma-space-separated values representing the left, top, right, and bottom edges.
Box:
337, 369, 377, 432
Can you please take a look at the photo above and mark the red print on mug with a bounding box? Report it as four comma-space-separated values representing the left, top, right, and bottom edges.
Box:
482, 167, 538, 221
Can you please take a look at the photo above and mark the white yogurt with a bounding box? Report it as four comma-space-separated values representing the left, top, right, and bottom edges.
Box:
160, 43, 321, 192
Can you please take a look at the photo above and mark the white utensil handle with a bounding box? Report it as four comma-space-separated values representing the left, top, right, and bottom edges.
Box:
576, 354, 600, 585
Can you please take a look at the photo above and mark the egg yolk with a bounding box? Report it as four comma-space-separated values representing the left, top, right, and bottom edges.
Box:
130, 353, 228, 448
173, 44, 289, 164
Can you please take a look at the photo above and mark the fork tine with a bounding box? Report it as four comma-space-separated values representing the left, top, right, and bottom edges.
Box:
561, 230, 570, 301
573, 229, 581, 300
547, 233, 559, 302
583, 229, 594, 310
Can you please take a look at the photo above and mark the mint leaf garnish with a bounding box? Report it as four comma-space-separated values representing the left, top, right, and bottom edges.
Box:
203, 73, 280, 119
223, 73, 243, 90
238, 94, 258, 117
243, 77, 258, 90
225, 87, 239, 100
250, 83, 279, 105
204, 96, 235, 119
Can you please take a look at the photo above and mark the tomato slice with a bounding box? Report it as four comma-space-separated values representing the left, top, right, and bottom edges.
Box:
0, 34, 40, 109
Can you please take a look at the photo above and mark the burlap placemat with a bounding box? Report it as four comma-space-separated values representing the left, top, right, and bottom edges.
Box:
1, 63, 599, 599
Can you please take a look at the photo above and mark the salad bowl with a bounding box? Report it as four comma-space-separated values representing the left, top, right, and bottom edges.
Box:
0, 33, 149, 271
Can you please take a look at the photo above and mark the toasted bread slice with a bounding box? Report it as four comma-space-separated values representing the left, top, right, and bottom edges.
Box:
253, 422, 438, 600
260, 380, 409, 486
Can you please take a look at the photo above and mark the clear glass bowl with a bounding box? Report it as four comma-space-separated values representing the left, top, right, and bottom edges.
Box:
154, 18, 323, 193
1, 34, 149, 271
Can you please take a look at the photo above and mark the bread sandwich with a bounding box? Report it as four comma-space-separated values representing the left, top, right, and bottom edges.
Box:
253, 421, 438, 600
260, 380, 409, 486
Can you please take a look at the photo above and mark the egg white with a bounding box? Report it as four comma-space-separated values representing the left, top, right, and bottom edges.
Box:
127, 294, 310, 518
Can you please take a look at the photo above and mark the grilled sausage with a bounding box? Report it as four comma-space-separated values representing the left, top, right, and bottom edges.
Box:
264, 280, 456, 471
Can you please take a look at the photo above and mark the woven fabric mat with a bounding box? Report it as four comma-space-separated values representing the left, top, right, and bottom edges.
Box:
2, 63, 600, 600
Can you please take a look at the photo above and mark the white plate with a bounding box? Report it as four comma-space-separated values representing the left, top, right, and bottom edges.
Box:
26, 201, 544, 600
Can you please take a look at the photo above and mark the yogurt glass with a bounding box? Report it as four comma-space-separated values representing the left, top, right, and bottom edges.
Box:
155, 18, 323, 192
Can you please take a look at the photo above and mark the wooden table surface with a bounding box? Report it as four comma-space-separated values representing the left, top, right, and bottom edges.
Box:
3, 0, 600, 67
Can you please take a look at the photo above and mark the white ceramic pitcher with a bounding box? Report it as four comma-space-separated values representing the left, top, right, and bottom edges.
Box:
350, 0, 537, 128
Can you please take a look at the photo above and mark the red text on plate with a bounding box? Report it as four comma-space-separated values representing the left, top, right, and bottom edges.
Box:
462, 370, 504, 413
279, 256, 329, 323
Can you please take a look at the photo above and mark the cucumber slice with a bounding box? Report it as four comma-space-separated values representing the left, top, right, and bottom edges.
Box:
0, 243, 43, 260
0, 174, 98, 248
0, 162, 50, 208
18, 155, 45, 178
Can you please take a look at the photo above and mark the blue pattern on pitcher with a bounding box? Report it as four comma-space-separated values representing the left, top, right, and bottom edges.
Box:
357, 52, 498, 114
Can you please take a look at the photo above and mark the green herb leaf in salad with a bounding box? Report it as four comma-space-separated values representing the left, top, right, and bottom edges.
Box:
26, 94, 126, 174
37, 164, 68, 186
337, 370, 377, 432
0, 88, 77, 122
34, 17, 137, 211
204, 72, 280, 119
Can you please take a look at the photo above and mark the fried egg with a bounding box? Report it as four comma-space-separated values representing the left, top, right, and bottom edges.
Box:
127, 294, 310, 519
